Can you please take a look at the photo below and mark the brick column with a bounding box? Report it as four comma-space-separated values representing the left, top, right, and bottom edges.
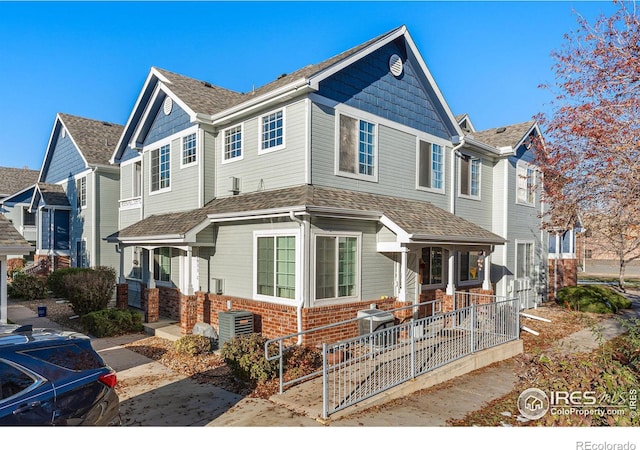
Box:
116, 283, 128, 310
180, 294, 197, 335
144, 288, 159, 323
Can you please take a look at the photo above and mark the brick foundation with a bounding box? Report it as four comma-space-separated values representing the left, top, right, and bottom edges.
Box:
144, 288, 159, 323
548, 258, 578, 302
116, 283, 128, 310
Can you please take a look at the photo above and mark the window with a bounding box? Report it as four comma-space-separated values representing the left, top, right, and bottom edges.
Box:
338, 114, 377, 180
516, 242, 534, 278
256, 235, 296, 300
76, 177, 86, 209
549, 231, 575, 256
315, 235, 358, 300
154, 247, 171, 282
75, 240, 87, 268
151, 144, 170, 192
517, 164, 535, 205
224, 125, 242, 161
133, 161, 142, 197
182, 133, 197, 166
459, 251, 484, 282
0, 361, 36, 400
418, 141, 444, 191
23, 208, 35, 226
260, 110, 284, 151
420, 247, 444, 286
460, 155, 480, 198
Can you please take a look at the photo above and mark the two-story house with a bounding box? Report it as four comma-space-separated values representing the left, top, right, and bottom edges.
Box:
0, 166, 39, 261
0, 214, 33, 323
109, 25, 547, 342
30, 113, 123, 271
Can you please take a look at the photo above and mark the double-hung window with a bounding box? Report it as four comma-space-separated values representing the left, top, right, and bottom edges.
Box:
76, 176, 86, 209
418, 141, 444, 191
256, 233, 296, 300
182, 133, 197, 166
315, 235, 359, 300
338, 114, 377, 181
154, 247, 171, 283
459, 250, 483, 283
517, 164, 535, 205
459, 155, 480, 198
260, 110, 284, 152
420, 247, 444, 286
75, 240, 87, 268
224, 125, 242, 162
516, 242, 534, 279
151, 144, 170, 192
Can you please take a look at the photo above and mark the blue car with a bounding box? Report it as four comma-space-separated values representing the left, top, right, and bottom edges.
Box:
0, 324, 120, 426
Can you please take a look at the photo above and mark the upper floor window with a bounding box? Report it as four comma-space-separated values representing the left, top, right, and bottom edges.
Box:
224, 125, 243, 162
420, 247, 444, 286
459, 155, 480, 198
418, 141, 444, 191
76, 176, 86, 209
260, 109, 284, 152
338, 114, 377, 181
151, 144, 170, 192
133, 161, 142, 197
517, 164, 535, 205
182, 133, 197, 167
315, 235, 359, 300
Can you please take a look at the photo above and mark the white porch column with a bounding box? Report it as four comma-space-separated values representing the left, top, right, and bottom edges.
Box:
118, 245, 126, 284
482, 251, 492, 291
147, 248, 156, 289
399, 249, 407, 302
1, 256, 7, 324
186, 247, 193, 295
446, 248, 455, 295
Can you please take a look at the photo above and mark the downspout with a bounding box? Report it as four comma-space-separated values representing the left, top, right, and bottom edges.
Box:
450, 138, 465, 215
91, 167, 98, 267
289, 211, 309, 345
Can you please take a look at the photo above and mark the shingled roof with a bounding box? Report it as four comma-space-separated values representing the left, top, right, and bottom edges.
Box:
118, 185, 505, 245
468, 121, 535, 150
35, 183, 71, 207
0, 214, 31, 251
0, 167, 39, 197
58, 113, 124, 166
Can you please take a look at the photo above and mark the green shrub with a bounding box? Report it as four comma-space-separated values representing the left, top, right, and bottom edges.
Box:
556, 285, 632, 313
221, 333, 280, 383
63, 266, 116, 316
80, 308, 144, 338
47, 267, 91, 298
174, 334, 212, 356
8, 272, 47, 300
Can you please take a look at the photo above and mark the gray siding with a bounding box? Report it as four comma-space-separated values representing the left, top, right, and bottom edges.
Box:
215, 100, 307, 197
120, 208, 141, 230
310, 102, 450, 211
202, 129, 216, 204
96, 170, 120, 270
455, 155, 494, 231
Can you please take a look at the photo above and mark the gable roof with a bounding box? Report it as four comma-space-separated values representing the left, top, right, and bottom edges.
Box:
468, 120, 536, 150
0, 214, 32, 254
57, 114, 124, 166
0, 167, 39, 197
29, 183, 71, 211
116, 185, 505, 245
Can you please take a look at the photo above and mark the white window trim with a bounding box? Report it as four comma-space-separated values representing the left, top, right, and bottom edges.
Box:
415, 139, 446, 195
334, 111, 379, 183
458, 154, 481, 201
258, 108, 286, 155
457, 250, 484, 287
516, 161, 536, 207
180, 132, 198, 169
515, 240, 535, 280
549, 230, 576, 259
253, 229, 301, 304
149, 144, 172, 196
221, 123, 244, 164
75, 238, 88, 268
420, 246, 446, 290
76, 176, 87, 210
154, 247, 172, 285
311, 231, 362, 304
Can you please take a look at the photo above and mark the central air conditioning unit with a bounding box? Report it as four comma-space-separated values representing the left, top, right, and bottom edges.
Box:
218, 310, 254, 347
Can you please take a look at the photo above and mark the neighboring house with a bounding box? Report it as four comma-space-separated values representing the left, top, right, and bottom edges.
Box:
0, 166, 39, 260
0, 214, 33, 323
29, 113, 123, 271
109, 25, 548, 342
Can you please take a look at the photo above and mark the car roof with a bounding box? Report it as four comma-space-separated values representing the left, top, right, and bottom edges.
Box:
0, 324, 90, 349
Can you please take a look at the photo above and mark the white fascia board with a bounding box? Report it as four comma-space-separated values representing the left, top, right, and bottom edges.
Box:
38, 114, 89, 183
306, 206, 382, 220
379, 215, 411, 243
207, 206, 307, 221
183, 219, 213, 242
376, 241, 403, 253
408, 234, 507, 245
463, 137, 509, 157
306, 26, 407, 90
118, 235, 185, 244
0, 245, 34, 256
1, 184, 36, 204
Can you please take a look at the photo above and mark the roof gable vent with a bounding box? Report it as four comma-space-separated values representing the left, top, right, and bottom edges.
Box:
163, 96, 173, 116
389, 54, 403, 77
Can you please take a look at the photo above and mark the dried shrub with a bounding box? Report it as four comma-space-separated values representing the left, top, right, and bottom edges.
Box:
81, 308, 144, 338
63, 266, 116, 316
8, 272, 47, 300
174, 334, 212, 356
221, 333, 279, 383
47, 267, 91, 298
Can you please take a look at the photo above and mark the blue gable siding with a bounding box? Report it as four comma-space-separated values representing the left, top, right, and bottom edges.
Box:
3, 186, 35, 205
143, 99, 192, 146
43, 128, 87, 183
318, 39, 454, 140
120, 145, 141, 164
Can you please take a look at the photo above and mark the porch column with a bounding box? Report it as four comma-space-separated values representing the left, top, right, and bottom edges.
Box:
482, 251, 491, 291
399, 249, 407, 302
186, 246, 193, 295
147, 248, 155, 289
1, 256, 7, 324
118, 245, 126, 284
446, 248, 455, 295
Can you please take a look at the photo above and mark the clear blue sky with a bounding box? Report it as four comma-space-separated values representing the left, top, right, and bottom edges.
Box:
0, 1, 619, 171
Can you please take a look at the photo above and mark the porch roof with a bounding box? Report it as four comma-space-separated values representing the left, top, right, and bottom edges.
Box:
0, 215, 32, 255
32, 183, 71, 208
115, 185, 505, 246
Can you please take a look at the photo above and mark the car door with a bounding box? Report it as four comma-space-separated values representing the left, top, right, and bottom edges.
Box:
0, 359, 55, 425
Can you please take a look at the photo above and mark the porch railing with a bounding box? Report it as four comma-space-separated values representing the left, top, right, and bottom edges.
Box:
265, 295, 520, 420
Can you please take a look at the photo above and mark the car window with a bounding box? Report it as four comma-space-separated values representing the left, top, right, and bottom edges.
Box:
20, 344, 103, 371
0, 361, 35, 401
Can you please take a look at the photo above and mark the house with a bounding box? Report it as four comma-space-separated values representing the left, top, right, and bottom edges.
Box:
0, 214, 33, 323
0, 166, 39, 261
109, 25, 547, 343
29, 113, 123, 272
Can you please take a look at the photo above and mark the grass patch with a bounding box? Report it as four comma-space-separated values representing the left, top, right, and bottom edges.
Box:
556, 285, 632, 313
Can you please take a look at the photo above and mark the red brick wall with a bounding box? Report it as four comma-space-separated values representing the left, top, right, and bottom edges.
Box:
158, 286, 180, 320
548, 258, 578, 302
